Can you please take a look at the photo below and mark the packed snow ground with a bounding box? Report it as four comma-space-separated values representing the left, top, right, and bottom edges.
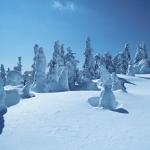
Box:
0, 75, 150, 150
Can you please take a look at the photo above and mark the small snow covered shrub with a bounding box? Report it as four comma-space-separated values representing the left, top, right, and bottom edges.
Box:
99, 67, 119, 110
100, 81, 118, 110
21, 82, 35, 99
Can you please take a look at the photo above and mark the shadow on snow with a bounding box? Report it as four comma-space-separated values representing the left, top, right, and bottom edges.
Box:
88, 97, 129, 114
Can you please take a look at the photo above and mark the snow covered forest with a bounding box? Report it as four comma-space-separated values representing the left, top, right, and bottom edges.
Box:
0, 37, 149, 93
1, 37, 150, 150
0, 37, 150, 111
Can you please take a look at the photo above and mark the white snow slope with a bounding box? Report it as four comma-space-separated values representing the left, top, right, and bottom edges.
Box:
0, 75, 150, 150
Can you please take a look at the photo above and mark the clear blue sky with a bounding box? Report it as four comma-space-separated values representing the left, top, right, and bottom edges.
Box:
0, 0, 150, 71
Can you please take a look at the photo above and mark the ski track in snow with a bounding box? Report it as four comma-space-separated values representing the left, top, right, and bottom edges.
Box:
0, 75, 150, 150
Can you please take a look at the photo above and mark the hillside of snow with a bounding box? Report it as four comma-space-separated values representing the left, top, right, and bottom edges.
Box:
0, 75, 150, 150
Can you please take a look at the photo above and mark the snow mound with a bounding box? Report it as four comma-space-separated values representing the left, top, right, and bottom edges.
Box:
88, 96, 99, 107
5, 89, 20, 107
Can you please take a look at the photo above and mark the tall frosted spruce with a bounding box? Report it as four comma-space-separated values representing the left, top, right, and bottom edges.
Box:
94, 53, 105, 79
134, 43, 148, 64
113, 44, 131, 74
47, 41, 69, 92
65, 47, 79, 90
14, 57, 22, 74
104, 51, 115, 73
83, 37, 94, 80
32, 45, 47, 93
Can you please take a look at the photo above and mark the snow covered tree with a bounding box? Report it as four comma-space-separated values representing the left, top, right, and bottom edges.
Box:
21, 81, 35, 98
0, 76, 7, 114
98, 65, 111, 87
47, 41, 69, 92
0, 64, 6, 85
113, 44, 131, 74
120, 44, 131, 74
60, 44, 65, 65
134, 43, 148, 64
127, 61, 135, 76
58, 66, 69, 91
47, 60, 59, 92
52, 41, 65, 66
99, 66, 118, 110
14, 57, 22, 74
104, 52, 115, 73
113, 53, 122, 73
23, 71, 33, 85
83, 37, 94, 80
65, 47, 79, 90
111, 72, 123, 91
136, 59, 150, 74
94, 53, 105, 79
31, 44, 39, 82
47, 62, 69, 92
32, 46, 47, 93
112, 73, 131, 93
7, 68, 10, 75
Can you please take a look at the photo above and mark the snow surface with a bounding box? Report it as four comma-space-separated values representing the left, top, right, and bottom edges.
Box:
0, 75, 150, 150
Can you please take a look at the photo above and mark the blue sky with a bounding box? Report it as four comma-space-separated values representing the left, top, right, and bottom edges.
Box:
0, 0, 150, 70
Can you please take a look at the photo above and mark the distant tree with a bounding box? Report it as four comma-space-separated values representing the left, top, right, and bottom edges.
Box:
31, 44, 39, 82
60, 44, 65, 65
94, 53, 105, 79
14, 57, 22, 74
65, 47, 79, 90
104, 51, 115, 73
0, 64, 6, 85
83, 37, 94, 80
134, 43, 148, 64
7, 68, 10, 74
0, 76, 7, 113
113, 53, 122, 73
113, 44, 131, 74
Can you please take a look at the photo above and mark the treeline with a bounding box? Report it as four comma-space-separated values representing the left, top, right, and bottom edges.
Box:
0, 37, 149, 92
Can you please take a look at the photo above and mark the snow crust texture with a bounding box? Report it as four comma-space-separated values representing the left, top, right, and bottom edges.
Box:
0, 75, 150, 150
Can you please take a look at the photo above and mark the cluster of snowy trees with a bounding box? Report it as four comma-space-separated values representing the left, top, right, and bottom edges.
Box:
0, 37, 149, 94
